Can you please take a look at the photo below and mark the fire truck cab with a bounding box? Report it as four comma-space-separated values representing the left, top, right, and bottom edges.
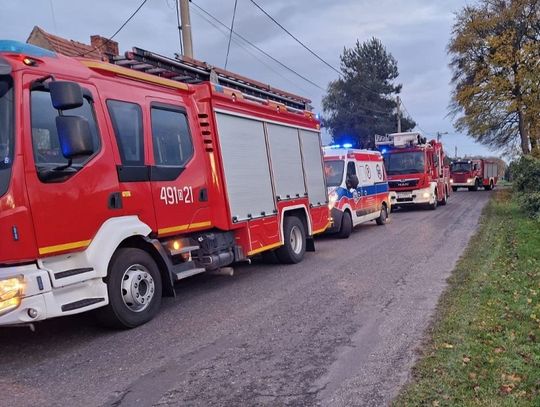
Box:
0, 41, 329, 328
376, 132, 451, 210
323, 146, 390, 238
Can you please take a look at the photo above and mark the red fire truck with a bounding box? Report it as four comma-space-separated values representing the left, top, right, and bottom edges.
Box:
450, 159, 498, 191
0, 41, 329, 328
376, 132, 451, 210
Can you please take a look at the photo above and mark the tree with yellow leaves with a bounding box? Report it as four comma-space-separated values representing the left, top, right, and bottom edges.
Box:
449, 0, 540, 155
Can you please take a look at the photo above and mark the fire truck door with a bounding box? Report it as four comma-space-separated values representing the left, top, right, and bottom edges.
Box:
106, 99, 157, 232
24, 79, 121, 255
146, 101, 210, 238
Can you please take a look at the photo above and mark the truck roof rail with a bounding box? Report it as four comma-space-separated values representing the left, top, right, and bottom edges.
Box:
109, 47, 312, 111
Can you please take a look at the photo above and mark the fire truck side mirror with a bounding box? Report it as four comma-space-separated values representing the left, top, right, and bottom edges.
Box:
55, 116, 94, 159
49, 81, 84, 110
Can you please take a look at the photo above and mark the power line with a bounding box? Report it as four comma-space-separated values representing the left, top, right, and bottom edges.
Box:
248, 0, 341, 77
224, 0, 238, 69
191, 7, 312, 95
191, 1, 325, 90
79, 0, 148, 57
400, 99, 432, 136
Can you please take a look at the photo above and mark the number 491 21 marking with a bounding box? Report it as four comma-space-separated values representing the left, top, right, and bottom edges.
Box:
160, 186, 193, 205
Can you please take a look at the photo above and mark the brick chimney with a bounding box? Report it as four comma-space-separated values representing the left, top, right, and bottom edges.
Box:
90, 35, 119, 57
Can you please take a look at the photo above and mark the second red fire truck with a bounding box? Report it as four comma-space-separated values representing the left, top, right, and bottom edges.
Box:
0, 41, 329, 328
450, 159, 498, 191
376, 132, 451, 210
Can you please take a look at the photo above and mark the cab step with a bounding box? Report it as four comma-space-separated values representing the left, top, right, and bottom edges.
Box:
172, 260, 206, 281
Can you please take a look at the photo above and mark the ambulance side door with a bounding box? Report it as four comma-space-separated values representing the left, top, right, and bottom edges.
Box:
356, 161, 370, 220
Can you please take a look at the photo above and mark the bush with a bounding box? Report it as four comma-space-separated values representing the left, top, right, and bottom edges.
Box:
511, 155, 540, 218
511, 155, 540, 193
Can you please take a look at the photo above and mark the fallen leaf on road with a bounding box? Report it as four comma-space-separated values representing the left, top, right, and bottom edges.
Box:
463, 356, 471, 363
442, 343, 454, 349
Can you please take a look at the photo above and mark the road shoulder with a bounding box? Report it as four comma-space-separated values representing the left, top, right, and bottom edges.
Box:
394, 190, 540, 406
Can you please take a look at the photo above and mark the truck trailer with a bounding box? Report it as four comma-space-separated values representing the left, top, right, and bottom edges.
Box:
0, 41, 329, 328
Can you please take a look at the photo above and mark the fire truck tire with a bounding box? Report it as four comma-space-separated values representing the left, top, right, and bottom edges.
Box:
276, 216, 306, 264
96, 248, 162, 329
485, 180, 493, 190
439, 189, 448, 206
337, 211, 353, 238
428, 190, 438, 210
470, 179, 479, 191
452, 186, 458, 192
376, 205, 388, 225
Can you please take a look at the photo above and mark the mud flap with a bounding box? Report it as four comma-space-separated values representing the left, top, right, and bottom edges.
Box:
306, 237, 315, 252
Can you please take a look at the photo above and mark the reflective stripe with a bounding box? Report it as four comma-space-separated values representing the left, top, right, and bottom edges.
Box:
39, 239, 92, 255
158, 221, 212, 235
248, 241, 282, 256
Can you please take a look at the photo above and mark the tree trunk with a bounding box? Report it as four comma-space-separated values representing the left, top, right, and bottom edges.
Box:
517, 109, 531, 154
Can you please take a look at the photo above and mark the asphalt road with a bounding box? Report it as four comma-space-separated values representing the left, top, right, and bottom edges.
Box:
0, 190, 492, 407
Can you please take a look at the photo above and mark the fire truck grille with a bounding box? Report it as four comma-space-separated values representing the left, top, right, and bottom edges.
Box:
389, 179, 419, 189
452, 174, 468, 183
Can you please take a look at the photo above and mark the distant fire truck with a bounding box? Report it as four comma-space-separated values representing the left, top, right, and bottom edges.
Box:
376, 132, 451, 210
0, 41, 329, 328
450, 159, 498, 191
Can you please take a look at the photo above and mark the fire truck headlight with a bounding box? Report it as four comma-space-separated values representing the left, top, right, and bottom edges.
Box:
328, 191, 338, 209
0, 276, 24, 316
450, 178, 454, 184
467, 178, 473, 183
422, 191, 431, 199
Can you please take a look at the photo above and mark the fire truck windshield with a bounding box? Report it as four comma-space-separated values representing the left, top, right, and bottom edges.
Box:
324, 160, 344, 187
451, 162, 471, 172
0, 75, 14, 196
384, 151, 425, 175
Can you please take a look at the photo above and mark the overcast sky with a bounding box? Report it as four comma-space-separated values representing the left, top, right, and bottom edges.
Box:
1, 0, 500, 157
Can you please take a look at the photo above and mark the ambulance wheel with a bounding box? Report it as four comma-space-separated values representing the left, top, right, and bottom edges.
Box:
337, 211, 353, 238
276, 216, 306, 264
452, 186, 458, 192
376, 205, 388, 225
96, 248, 162, 329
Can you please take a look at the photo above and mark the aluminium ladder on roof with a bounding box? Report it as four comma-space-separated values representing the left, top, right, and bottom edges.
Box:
109, 47, 312, 111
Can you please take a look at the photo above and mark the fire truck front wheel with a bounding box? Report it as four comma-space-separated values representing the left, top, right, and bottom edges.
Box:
276, 216, 306, 264
96, 248, 162, 329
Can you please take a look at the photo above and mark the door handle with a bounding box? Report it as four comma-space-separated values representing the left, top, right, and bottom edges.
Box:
108, 192, 123, 209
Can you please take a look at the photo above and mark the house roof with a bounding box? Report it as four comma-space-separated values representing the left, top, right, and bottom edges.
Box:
26, 26, 103, 59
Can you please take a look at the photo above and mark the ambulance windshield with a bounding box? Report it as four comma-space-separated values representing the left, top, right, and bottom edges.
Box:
451, 162, 471, 172
0, 75, 14, 196
324, 160, 344, 187
384, 151, 425, 175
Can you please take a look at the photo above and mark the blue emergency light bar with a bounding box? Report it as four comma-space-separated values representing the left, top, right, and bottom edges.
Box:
0, 40, 56, 58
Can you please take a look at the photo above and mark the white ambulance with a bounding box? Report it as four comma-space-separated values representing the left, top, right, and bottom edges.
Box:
323, 146, 391, 238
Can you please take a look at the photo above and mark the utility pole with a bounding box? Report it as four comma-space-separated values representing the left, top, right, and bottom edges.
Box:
436, 131, 448, 142
455, 145, 458, 159
178, 0, 194, 59
396, 96, 401, 133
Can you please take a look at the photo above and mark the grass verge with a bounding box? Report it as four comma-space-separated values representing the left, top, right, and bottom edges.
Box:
394, 189, 540, 406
